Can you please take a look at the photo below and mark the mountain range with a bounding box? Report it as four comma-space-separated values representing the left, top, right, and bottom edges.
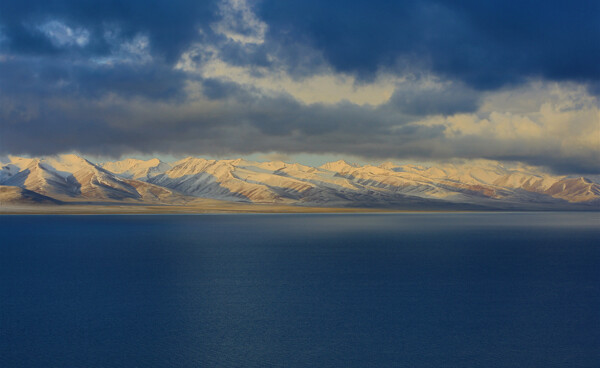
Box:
1, 154, 599, 210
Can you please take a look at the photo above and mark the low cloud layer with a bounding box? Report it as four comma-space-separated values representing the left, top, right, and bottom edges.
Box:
0, 0, 598, 174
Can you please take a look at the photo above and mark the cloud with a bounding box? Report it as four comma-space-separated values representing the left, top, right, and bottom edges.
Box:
0, 54, 187, 100
258, 152, 292, 162
386, 77, 480, 116
92, 32, 152, 65
0, 0, 598, 175
177, 44, 399, 105
0, 0, 217, 61
212, 0, 267, 44
414, 82, 600, 172
37, 20, 90, 47
1, 74, 598, 173
257, 0, 600, 90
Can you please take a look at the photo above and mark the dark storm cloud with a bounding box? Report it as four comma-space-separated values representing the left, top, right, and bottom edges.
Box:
0, 0, 218, 61
0, 0, 219, 103
2, 0, 596, 100
201, 78, 244, 100
217, 41, 272, 68
0, 88, 439, 158
387, 80, 480, 116
0, 57, 188, 100
2, 83, 597, 174
258, 0, 600, 89
0, 0, 598, 174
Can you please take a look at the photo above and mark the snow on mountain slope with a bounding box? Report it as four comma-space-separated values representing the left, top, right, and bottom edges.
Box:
150, 157, 393, 204
544, 177, 600, 202
387, 161, 595, 203
143, 157, 600, 207
1, 157, 83, 198
0, 155, 191, 203
148, 158, 285, 202
102, 158, 171, 180
2, 154, 598, 208
306, 159, 599, 205
319, 160, 359, 173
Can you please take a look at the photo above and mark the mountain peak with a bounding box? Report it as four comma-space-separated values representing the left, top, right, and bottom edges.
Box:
147, 158, 161, 165
174, 157, 207, 165
46, 154, 96, 169
57, 153, 86, 162
229, 158, 251, 166
101, 157, 171, 180
379, 161, 399, 170
320, 160, 358, 172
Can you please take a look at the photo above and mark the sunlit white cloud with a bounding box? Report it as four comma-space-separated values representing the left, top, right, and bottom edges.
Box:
176, 0, 400, 106
212, 0, 267, 44
177, 44, 400, 105
93, 31, 152, 65
37, 20, 89, 47
412, 82, 600, 168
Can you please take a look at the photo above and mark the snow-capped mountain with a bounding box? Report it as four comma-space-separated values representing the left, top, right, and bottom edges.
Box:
140, 157, 599, 208
1, 154, 599, 209
0, 155, 192, 204
371, 160, 600, 203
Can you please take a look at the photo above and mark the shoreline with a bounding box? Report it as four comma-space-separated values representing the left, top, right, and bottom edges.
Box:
1, 203, 596, 215
0, 203, 407, 215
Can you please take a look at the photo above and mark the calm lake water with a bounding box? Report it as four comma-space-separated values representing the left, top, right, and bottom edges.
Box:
1, 213, 599, 367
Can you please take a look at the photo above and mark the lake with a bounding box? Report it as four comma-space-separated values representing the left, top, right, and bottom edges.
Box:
1, 212, 599, 367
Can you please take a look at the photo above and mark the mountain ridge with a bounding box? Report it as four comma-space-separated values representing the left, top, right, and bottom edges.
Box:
1, 154, 599, 210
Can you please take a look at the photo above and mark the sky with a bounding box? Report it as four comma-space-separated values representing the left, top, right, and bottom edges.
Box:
0, 0, 598, 173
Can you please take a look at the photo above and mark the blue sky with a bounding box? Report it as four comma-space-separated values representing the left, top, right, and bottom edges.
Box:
0, 0, 598, 173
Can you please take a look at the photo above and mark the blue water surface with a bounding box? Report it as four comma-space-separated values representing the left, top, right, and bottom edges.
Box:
1, 212, 599, 367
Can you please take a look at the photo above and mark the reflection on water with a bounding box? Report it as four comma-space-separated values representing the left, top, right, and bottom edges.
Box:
1, 213, 599, 367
